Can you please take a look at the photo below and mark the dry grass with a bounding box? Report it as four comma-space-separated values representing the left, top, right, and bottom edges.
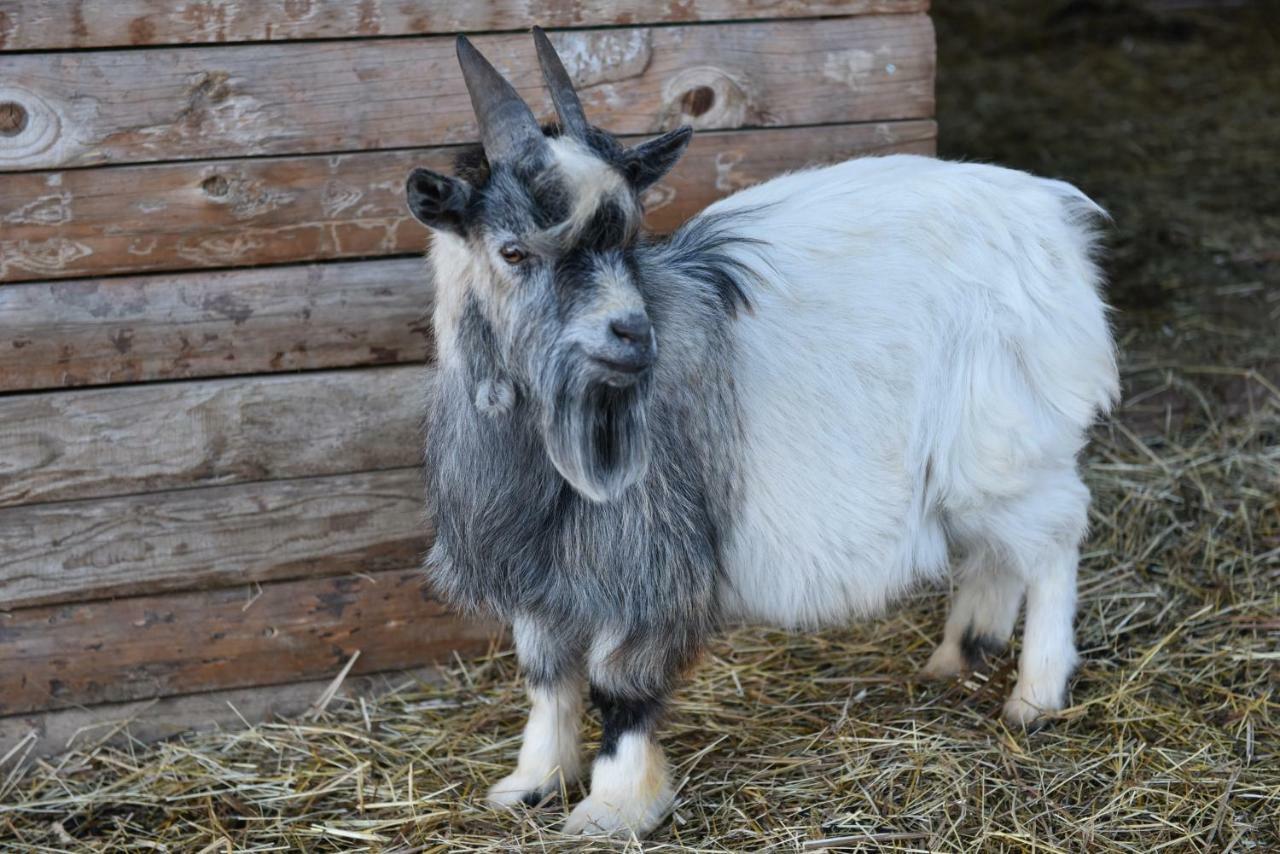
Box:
3, 1, 1278, 851
1, 368, 1276, 852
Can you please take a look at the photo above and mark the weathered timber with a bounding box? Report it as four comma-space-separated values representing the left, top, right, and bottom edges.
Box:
0, 667, 448, 765
0, 366, 427, 508
0, 0, 928, 50
0, 120, 937, 282
0, 259, 433, 392
0, 17, 935, 170
640, 122, 937, 231
0, 468, 429, 609
0, 570, 498, 716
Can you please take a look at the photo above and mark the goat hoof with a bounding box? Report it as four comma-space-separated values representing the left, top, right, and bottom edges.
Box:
487, 773, 558, 809
562, 788, 673, 838
919, 643, 966, 680
1001, 684, 1063, 730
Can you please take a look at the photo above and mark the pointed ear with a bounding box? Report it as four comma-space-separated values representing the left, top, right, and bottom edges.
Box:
621, 126, 693, 192
406, 167, 473, 234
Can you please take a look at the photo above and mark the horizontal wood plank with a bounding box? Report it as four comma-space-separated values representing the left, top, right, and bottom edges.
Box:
0, 468, 429, 609
0, 120, 936, 282
0, 1, 928, 51
0, 666, 448, 765
640, 122, 937, 231
0, 570, 498, 716
0, 258, 433, 392
0, 17, 935, 170
0, 366, 426, 508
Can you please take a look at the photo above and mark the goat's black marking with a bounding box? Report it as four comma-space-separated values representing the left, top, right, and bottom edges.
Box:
591, 686, 665, 759
960, 626, 1006, 669
520, 790, 550, 807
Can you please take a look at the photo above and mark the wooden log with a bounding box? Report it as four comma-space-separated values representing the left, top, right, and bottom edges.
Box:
0, 468, 429, 609
0, 120, 937, 282
0, 366, 427, 508
0, 258, 433, 392
0, 569, 498, 716
0, 0, 929, 51
0, 666, 449, 765
0, 17, 935, 170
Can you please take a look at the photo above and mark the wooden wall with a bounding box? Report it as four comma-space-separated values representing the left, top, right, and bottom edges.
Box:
0, 0, 935, 753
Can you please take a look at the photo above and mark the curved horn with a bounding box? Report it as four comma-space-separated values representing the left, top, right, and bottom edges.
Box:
456, 35, 543, 162
532, 27, 589, 141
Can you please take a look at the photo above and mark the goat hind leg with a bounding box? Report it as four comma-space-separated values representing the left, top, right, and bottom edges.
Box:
921, 546, 1024, 680
990, 470, 1087, 728
1002, 542, 1079, 728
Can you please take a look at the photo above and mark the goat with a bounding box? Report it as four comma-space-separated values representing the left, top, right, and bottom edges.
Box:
405, 30, 1119, 838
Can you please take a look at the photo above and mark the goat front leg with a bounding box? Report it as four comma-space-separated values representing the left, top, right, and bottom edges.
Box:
487, 616, 584, 808
563, 629, 684, 837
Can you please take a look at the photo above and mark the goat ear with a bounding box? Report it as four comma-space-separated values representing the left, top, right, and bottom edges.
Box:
406, 167, 473, 234
621, 126, 693, 192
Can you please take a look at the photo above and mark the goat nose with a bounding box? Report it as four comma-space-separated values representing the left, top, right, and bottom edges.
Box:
609, 313, 652, 346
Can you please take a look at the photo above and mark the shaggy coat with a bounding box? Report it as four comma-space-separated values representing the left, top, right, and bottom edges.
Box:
408, 30, 1118, 837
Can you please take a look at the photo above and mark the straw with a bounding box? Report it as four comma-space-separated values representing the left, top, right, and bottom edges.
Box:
1, 363, 1275, 852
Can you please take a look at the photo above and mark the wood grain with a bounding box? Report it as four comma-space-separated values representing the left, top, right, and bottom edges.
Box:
0, 258, 433, 392
0, 1, 928, 50
0, 570, 498, 716
0, 120, 936, 282
0, 366, 426, 508
0, 17, 935, 170
0, 468, 429, 609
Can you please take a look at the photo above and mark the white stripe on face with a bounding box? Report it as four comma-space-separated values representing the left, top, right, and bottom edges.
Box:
543, 136, 636, 244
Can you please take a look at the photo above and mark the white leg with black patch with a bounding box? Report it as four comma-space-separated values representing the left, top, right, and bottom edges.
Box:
488, 680, 583, 807
563, 644, 679, 839
922, 548, 1025, 679
563, 731, 674, 837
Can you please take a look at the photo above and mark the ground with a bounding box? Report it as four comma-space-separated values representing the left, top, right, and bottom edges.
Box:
2, 2, 1277, 851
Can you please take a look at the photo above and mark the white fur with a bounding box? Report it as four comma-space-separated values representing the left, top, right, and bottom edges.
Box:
707, 155, 1117, 720
487, 680, 583, 807
544, 136, 634, 242
427, 232, 482, 363
562, 732, 674, 837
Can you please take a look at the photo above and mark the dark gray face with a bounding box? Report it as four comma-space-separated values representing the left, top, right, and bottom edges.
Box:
406, 32, 694, 501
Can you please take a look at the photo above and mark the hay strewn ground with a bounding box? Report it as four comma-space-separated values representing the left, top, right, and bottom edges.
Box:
3, 389, 1275, 852
3, 2, 1277, 851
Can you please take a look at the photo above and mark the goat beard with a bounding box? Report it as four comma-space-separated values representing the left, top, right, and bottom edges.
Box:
538, 366, 651, 504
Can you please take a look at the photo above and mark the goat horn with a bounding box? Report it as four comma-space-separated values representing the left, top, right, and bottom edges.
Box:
456, 35, 543, 163
532, 27, 590, 141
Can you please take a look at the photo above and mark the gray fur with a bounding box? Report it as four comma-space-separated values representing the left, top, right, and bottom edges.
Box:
412, 37, 762, 825
424, 213, 759, 698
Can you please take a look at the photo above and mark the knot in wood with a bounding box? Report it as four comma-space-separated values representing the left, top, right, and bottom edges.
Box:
0, 101, 28, 136
201, 175, 230, 197
661, 66, 754, 130
680, 87, 716, 118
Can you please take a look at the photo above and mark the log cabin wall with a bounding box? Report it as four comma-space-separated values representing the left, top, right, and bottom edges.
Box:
0, 1, 935, 753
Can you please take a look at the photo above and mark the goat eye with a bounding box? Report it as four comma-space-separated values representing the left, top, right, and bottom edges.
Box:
499, 244, 527, 265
